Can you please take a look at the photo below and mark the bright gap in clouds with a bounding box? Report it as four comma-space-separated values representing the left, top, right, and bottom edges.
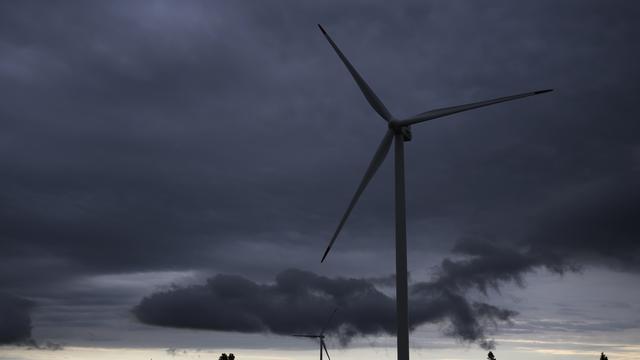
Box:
2, 342, 639, 360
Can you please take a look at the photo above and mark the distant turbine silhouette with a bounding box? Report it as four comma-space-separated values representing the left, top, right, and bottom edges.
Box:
317, 24, 553, 360
292, 309, 338, 360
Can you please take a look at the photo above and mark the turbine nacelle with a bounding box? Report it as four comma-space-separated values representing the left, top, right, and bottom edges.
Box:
389, 121, 412, 142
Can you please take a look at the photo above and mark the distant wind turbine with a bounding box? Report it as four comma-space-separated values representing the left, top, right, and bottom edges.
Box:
317, 24, 552, 360
292, 309, 338, 360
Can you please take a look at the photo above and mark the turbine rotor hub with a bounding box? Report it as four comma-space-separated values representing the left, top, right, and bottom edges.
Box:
389, 121, 412, 142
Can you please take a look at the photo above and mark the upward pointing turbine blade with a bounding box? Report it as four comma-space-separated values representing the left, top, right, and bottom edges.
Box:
398, 89, 553, 126
318, 24, 393, 121
320, 308, 338, 335
322, 340, 331, 360
321, 129, 394, 262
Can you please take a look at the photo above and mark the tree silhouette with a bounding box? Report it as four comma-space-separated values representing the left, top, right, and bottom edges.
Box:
600, 352, 608, 360
219, 353, 235, 360
488, 351, 496, 360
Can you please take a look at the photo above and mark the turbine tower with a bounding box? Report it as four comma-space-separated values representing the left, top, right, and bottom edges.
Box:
317, 24, 552, 360
292, 309, 338, 360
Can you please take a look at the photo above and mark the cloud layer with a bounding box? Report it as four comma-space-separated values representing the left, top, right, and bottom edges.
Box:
0, 0, 639, 348
134, 269, 514, 349
134, 171, 640, 349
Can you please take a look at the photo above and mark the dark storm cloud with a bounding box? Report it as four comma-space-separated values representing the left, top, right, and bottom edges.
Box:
0, 0, 396, 282
446, 170, 640, 278
419, 171, 640, 295
1, 0, 638, 281
134, 269, 514, 349
0, 293, 33, 344
0, 0, 639, 348
529, 173, 640, 271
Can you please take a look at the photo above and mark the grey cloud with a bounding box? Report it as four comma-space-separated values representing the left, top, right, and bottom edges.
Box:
528, 173, 640, 271
134, 269, 515, 349
429, 241, 541, 294
423, 171, 640, 287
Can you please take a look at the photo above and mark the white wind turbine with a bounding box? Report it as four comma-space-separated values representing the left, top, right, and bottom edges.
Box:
317, 24, 552, 360
292, 309, 338, 360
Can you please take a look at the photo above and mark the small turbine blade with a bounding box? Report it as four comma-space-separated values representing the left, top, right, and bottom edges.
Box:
320, 308, 338, 335
318, 24, 393, 122
322, 340, 331, 360
321, 129, 394, 262
398, 89, 553, 126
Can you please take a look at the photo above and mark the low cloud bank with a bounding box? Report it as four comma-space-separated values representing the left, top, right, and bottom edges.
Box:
134, 269, 514, 349
134, 174, 640, 350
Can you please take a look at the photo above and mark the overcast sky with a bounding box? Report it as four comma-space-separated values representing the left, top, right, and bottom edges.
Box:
1, 1, 639, 360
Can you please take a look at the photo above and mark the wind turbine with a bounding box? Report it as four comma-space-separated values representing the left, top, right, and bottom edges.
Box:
317, 24, 552, 360
292, 309, 338, 360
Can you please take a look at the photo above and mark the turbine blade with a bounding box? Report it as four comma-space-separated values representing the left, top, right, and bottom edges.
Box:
318, 24, 392, 121
321, 129, 394, 262
320, 308, 338, 335
398, 89, 553, 126
322, 341, 331, 360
